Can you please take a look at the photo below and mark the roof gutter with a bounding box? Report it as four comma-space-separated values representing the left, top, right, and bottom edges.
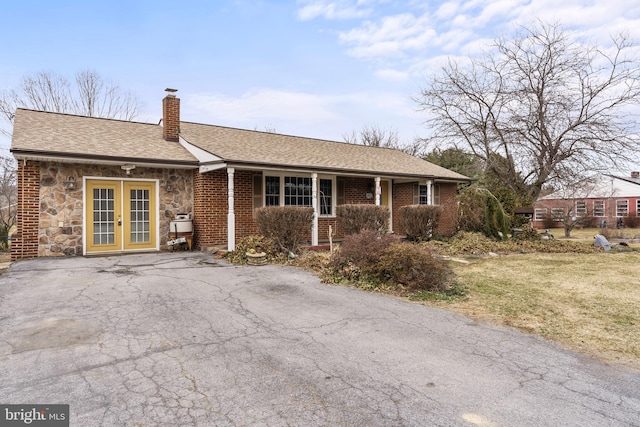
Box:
10, 149, 199, 169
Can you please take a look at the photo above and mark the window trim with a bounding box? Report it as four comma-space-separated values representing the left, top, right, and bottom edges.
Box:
534, 208, 547, 221
263, 173, 337, 218
551, 208, 564, 221
418, 183, 440, 205
593, 200, 605, 217
616, 199, 629, 217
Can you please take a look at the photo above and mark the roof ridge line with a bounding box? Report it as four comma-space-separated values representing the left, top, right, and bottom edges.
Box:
16, 108, 157, 126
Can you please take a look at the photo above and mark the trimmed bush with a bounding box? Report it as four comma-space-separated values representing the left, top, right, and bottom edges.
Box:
336, 204, 389, 235
377, 243, 452, 291
399, 205, 442, 242
255, 206, 314, 254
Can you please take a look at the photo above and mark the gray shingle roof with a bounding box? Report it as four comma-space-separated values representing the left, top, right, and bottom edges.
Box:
180, 122, 469, 180
11, 109, 198, 164
11, 108, 469, 180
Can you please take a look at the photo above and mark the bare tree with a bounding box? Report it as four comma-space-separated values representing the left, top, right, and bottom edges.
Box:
343, 124, 424, 156
0, 70, 142, 137
416, 21, 640, 202
0, 155, 16, 249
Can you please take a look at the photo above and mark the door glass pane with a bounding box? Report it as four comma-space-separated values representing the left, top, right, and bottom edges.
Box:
129, 189, 150, 243
93, 188, 115, 245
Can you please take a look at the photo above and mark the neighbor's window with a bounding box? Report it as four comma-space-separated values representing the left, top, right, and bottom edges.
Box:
265, 176, 280, 206
593, 200, 605, 217
616, 200, 628, 217
534, 208, 547, 221
551, 208, 564, 221
319, 179, 333, 215
575, 200, 587, 216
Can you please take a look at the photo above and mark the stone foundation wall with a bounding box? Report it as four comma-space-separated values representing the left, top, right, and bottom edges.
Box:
38, 162, 194, 256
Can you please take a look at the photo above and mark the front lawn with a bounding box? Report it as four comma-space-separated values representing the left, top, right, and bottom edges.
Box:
294, 232, 640, 371
437, 251, 640, 371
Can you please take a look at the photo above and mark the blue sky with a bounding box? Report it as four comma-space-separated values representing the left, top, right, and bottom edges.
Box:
2, 0, 639, 154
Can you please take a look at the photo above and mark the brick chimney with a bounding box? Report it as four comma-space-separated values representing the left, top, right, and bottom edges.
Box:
632, 171, 639, 179
163, 88, 180, 141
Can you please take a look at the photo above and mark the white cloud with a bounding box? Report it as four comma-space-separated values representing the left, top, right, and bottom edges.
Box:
339, 13, 437, 59
435, 1, 460, 20
296, 0, 372, 21
327, 0, 640, 84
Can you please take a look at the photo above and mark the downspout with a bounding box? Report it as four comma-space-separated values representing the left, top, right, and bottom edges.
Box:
311, 173, 318, 246
19, 159, 25, 259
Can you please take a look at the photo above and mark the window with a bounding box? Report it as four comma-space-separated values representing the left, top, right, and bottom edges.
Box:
575, 200, 587, 216
129, 189, 150, 243
534, 208, 547, 221
637, 200, 640, 217
418, 184, 440, 205
284, 176, 312, 207
593, 200, 605, 217
419, 185, 429, 205
264, 175, 335, 216
616, 200, 628, 217
93, 188, 115, 245
551, 208, 564, 221
319, 179, 333, 215
265, 176, 280, 206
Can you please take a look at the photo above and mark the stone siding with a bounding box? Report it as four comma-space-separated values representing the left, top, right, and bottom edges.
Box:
36, 162, 193, 257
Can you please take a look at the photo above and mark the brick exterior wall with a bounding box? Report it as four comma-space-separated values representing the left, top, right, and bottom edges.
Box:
11, 161, 40, 260
235, 170, 260, 240
341, 177, 375, 205
193, 169, 227, 249
14, 161, 463, 258
436, 183, 459, 237
533, 197, 640, 229
392, 182, 413, 234
193, 169, 260, 250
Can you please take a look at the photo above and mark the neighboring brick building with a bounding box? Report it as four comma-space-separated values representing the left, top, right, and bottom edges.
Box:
533, 173, 640, 229
10, 89, 469, 260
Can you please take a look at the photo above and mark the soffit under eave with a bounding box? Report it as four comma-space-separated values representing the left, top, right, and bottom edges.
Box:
223, 161, 469, 182
11, 151, 199, 170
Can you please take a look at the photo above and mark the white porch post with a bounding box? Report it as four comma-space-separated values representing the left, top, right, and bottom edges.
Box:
375, 177, 381, 206
426, 179, 433, 205
311, 173, 318, 246
227, 168, 235, 250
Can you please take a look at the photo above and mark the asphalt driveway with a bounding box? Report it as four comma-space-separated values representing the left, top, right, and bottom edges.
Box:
0, 252, 638, 426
